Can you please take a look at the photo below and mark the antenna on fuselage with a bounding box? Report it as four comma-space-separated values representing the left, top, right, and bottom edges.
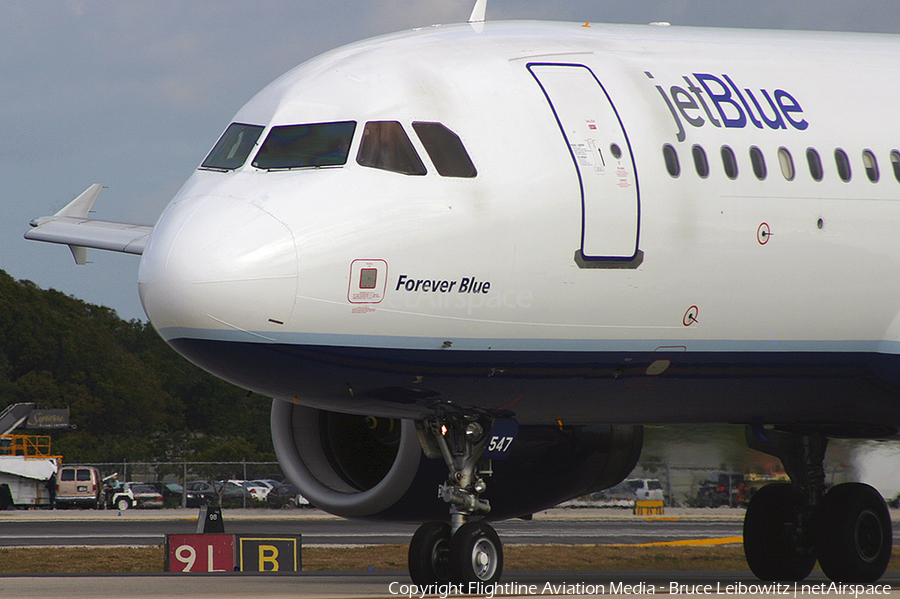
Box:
468, 0, 487, 23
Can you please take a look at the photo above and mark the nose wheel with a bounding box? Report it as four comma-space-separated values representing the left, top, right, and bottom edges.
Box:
409, 522, 451, 584
450, 521, 503, 583
408, 414, 504, 585
410, 520, 503, 585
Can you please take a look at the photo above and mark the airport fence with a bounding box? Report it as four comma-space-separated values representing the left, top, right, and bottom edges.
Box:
63, 459, 856, 510
65, 460, 285, 509
628, 461, 852, 508
77, 460, 284, 485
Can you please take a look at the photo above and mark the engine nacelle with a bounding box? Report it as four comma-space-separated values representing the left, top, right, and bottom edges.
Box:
271, 399, 642, 521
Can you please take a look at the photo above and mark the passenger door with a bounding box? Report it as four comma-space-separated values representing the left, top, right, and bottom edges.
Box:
529, 63, 640, 263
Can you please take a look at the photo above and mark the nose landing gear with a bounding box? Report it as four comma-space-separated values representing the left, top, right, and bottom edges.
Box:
408, 415, 503, 586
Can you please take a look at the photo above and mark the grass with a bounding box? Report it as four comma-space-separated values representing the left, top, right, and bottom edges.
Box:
3, 544, 899, 574
0, 546, 162, 574
301, 544, 753, 572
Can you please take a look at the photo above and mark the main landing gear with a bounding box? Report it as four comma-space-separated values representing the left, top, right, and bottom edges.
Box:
744, 427, 892, 583
408, 415, 503, 586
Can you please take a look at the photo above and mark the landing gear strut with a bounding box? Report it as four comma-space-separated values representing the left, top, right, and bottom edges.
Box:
408, 414, 503, 585
744, 426, 892, 583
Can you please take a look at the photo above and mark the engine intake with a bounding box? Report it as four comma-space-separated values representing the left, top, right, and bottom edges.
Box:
271, 400, 422, 517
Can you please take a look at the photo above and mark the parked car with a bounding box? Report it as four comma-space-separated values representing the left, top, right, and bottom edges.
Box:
697, 472, 748, 507
184, 481, 218, 507
239, 480, 269, 501
215, 480, 266, 507
143, 482, 185, 508
55, 466, 102, 509
266, 483, 301, 509
127, 483, 164, 508
248, 479, 279, 499
602, 478, 664, 503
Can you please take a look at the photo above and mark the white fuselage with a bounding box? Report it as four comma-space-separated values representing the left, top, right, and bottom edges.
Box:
135, 21, 900, 431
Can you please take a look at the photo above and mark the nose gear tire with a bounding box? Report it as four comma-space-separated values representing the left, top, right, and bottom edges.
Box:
409, 521, 452, 585
449, 521, 503, 584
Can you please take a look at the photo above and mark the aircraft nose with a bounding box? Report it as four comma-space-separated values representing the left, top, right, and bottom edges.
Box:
138, 195, 298, 341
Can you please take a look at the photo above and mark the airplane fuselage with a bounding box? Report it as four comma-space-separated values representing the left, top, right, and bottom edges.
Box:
134, 21, 900, 435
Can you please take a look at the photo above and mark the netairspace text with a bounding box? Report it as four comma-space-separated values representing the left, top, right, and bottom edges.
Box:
387, 581, 893, 598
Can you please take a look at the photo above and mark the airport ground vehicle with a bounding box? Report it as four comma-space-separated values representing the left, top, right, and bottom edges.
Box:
0, 410, 67, 510
0, 435, 59, 510
101, 475, 135, 510
56, 465, 102, 509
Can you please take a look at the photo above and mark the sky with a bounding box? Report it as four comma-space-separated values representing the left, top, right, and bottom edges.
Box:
3, 0, 900, 322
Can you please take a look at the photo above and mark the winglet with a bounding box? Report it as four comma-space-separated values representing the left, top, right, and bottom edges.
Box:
56, 183, 103, 218
28, 184, 104, 265
468, 0, 486, 23
52, 184, 103, 264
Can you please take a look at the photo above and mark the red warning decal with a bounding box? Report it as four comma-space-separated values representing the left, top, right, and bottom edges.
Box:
348, 259, 387, 304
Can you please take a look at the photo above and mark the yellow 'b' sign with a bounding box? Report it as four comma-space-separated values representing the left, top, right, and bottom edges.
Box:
259, 545, 279, 571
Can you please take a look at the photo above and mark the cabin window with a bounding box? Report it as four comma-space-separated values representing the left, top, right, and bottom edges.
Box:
749, 146, 766, 180
411, 122, 477, 177
834, 148, 852, 182
200, 123, 264, 171
806, 148, 823, 182
778, 147, 795, 181
356, 121, 427, 175
662, 144, 680, 177
721, 146, 738, 180
692, 145, 709, 178
892, 150, 900, 182
252, 121, 356, 170
862, 149, 879, 183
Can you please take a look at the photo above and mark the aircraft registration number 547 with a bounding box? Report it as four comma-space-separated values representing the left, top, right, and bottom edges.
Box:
483, 419, 518, 459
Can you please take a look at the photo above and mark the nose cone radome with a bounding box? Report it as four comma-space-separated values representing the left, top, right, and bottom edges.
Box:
138, 195, 298, 341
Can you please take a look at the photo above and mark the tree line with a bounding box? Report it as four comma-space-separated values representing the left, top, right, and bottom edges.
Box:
0, 269, 275, 465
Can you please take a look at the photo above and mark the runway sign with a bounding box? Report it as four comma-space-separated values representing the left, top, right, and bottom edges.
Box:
165, 534, 235, 572
237, 535, 302, 572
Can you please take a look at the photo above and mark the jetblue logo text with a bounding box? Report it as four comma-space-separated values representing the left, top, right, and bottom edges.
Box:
647, 72, 808, 142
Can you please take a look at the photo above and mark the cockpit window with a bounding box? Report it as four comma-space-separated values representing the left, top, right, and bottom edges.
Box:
411, 122, 477, 178
252, 121, 356, 170
357, 121, 427, 175
200, 123, 264, 171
